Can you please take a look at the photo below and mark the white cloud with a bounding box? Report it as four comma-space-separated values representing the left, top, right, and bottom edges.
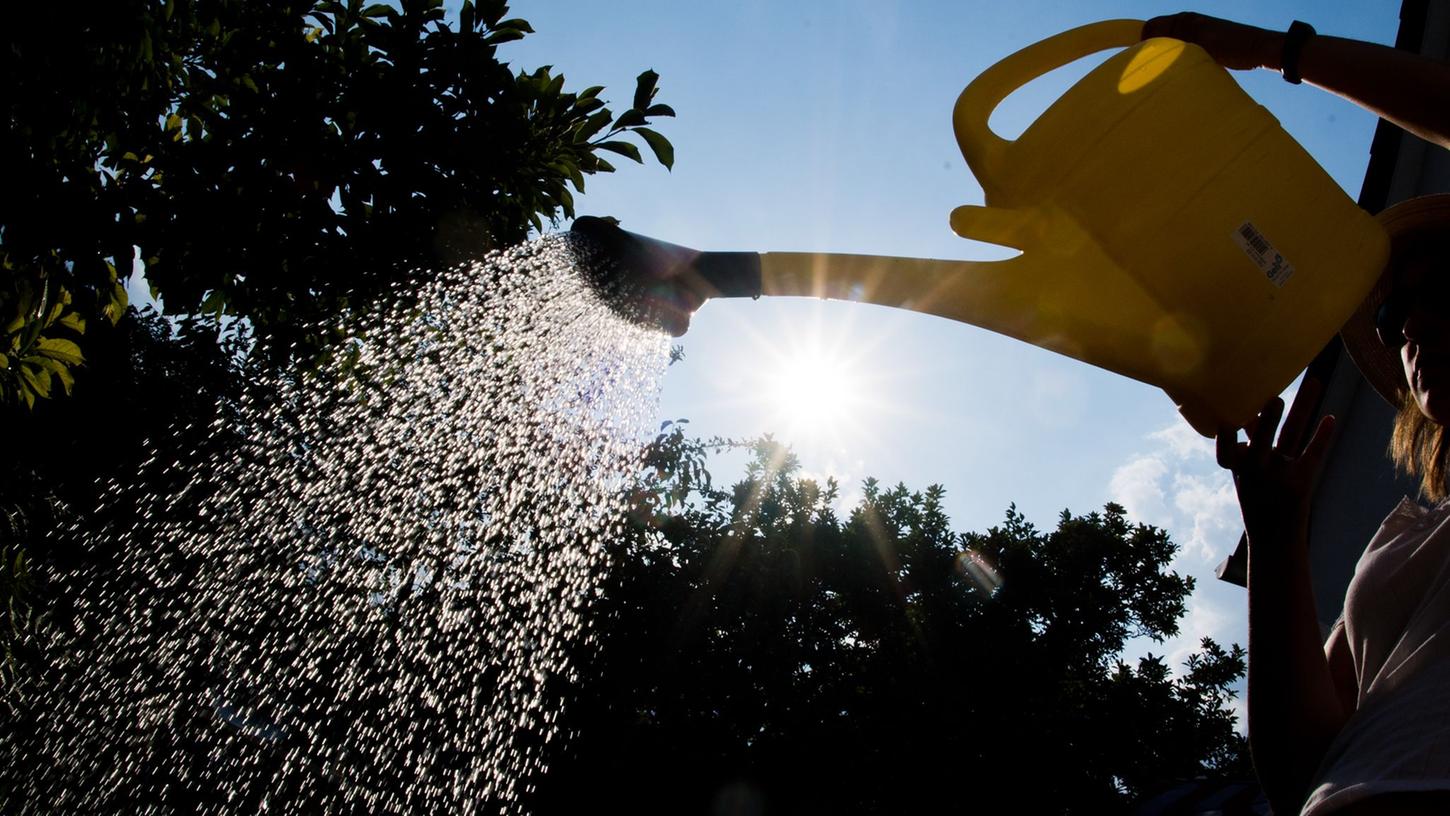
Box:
1171, 471, 1240, 564
1227, 694, 1248, 736
1110, 418, 1241, 566
1147, 420, 1215, 461
1108, 454, 1172, 529
1166, 592, 1233, 671
1113, 418, 1249, 736
1170, 589, 1249, 736
800, 456, 867, 516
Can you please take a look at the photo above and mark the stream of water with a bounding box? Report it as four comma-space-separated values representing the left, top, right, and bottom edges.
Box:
8, 236, 670, 813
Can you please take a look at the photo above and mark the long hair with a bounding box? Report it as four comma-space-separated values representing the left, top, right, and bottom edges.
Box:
1391, 390, 1450, 501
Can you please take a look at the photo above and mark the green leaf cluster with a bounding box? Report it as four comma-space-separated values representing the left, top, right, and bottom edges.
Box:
2, 0, 677, 379
0, 278, 89, 411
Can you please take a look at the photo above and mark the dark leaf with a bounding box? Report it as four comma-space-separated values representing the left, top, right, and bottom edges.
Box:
595, 141, 642, 163
634, 128, 674, 170
580, 110, 614, 139
493, 17, 534, 34
477, 0, 508, 26
633, 69, 659, 110
18, 362, 50, 400
484, 28, 527, 45
32, 338, 84, 367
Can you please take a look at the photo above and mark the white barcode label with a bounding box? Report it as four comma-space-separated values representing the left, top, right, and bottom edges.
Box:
1233, 221, 1295, 287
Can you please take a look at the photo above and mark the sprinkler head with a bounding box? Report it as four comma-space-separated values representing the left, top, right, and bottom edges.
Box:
569, 216, 761, 337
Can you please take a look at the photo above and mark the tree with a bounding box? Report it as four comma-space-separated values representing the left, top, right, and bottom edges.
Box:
532, 431, 1250, 813
2, 0, 675, 405
1, 0, 674, 699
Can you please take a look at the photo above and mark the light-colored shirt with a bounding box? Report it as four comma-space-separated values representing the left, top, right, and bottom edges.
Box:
1303, 497, 1450, 814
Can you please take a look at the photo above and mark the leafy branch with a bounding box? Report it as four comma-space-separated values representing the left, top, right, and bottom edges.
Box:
0, 276, 94, 411
3, 0, 679, 375
588, 69, 676, 171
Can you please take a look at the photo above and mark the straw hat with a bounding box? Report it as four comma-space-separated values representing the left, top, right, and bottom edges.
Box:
1341, 193, 1450, 406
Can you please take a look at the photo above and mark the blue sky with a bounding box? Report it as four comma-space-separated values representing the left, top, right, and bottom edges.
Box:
495, 0, 1406, 710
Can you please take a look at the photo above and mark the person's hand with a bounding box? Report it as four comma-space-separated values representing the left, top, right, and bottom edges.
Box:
1216, 378, 1337, 547
1142, 12, 1284, 72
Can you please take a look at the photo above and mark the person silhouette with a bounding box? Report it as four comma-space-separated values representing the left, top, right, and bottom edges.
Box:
1145, 12, 1450, 816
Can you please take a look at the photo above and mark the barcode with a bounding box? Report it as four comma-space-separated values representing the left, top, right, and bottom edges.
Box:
1238, 222, 1271, 257
1233, 220, 1295, 288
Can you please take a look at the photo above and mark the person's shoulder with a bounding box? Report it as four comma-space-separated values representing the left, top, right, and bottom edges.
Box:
1359, 497, 1438, 560
1384, 495, 1432, 526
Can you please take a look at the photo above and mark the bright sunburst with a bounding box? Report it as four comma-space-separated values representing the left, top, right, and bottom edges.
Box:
763, 342, 864, 441
712, 299, 921, 464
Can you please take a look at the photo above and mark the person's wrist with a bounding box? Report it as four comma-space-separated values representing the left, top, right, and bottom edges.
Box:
1279, 21, 1317, 83
1244, 515, 1311, 561
1256, 28, 1287, 72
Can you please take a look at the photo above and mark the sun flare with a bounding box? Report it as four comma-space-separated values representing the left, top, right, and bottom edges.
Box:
764, 344, 863, 440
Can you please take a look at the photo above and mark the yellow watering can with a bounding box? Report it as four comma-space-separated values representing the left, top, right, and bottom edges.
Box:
573, 19, 1389, 436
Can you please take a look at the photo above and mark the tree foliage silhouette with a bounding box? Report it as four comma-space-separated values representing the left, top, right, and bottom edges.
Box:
3, 0, 674, 405
1, 0, 674, 694
533, 432, 1250, 813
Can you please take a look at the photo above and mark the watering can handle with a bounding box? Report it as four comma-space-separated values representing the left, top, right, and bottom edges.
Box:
954, 19, 1144, 183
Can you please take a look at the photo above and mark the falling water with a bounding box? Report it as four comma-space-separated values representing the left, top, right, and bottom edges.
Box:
6, 236, 671, 812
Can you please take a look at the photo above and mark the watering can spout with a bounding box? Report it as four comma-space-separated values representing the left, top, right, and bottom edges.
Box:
568, 215, 1079, 349
569, 216, 762, 336
569, 215, 1147, 382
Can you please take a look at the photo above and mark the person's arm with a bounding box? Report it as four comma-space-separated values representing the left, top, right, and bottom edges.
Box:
1143, 12, 1450, 151
1217, 380, 1347, 815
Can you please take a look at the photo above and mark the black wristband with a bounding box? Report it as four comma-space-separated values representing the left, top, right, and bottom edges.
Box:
1282, 20, 1316, 84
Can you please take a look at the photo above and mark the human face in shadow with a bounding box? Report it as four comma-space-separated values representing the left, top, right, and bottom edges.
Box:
1394, 253, 1450, 423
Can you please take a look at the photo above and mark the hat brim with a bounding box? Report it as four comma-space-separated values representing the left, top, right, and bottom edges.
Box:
1341, 194, 1450, 407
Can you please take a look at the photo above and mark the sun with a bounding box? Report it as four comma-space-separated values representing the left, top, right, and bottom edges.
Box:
763, 342, 863, 441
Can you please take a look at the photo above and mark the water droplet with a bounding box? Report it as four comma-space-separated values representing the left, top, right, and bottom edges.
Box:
19, 236, 670, 813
